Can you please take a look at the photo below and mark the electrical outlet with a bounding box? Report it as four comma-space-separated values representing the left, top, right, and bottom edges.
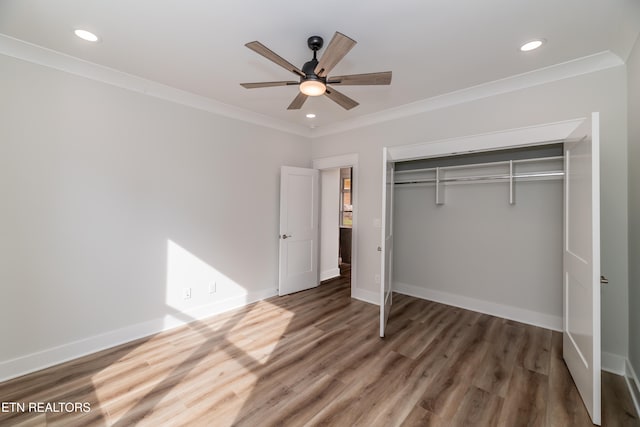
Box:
183, 287, 191, 299
209, 281, 216, 294
374, 274, 381, 284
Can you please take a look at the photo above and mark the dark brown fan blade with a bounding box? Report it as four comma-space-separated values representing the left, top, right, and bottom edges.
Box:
325, 86, 359, 110
287, 92, 308, 110
327, 71, 392, 86
245, 41, 305, 77
314, 32, 356, 77
240, 81, 299, 89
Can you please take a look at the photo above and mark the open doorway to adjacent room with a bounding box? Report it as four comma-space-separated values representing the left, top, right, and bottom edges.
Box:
319, 166, 353, 287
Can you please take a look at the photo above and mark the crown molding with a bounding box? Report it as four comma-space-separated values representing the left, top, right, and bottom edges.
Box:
0, 34, 312, 138
0, 33, 624, 140
311, 50, 624, 138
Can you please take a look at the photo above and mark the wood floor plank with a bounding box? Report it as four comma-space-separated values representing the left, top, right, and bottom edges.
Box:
515, 322, 553, 375
601, 371, 640, 427
0, 272, 636, 426
545, 343, 593, 427
450, 385, 504, 427
473, 323, 524, 397
399, 405, 444, 427
498, 366, 549, 427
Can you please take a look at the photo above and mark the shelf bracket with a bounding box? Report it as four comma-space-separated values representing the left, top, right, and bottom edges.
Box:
435, 167, 444, 205
509, 160, 515, 205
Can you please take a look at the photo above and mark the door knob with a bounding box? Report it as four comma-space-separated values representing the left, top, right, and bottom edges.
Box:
281, 234, 292, 239
600, 275, 609, 285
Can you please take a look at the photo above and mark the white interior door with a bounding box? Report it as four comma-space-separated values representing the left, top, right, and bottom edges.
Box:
563, 113, 601, 425
380, 148, 394, 337
279, 166, 319, 296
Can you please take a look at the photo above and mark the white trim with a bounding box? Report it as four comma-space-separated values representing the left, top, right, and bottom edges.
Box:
626, 359, 640, 419
0, 34, 310, 138
312, 154, 359, 300
320, 268, 341, 282
0, 34, 623, 141
313, 154, 359, 170
352, 287, 379, 305
0, 287, 276, 383
311, 51, 623, 138
601, 352, 626, 375
394, 282, 563, 331
387, 118, 585, 161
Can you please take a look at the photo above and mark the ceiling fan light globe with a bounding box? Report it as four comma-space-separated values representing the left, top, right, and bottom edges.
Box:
300, 80, 326, 96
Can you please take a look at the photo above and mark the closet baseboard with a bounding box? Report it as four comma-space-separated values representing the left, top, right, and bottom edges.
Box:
626, 359, 640, 419
352, 287, 378, 305
394, 282, 562, 331
602, 352, 626, 375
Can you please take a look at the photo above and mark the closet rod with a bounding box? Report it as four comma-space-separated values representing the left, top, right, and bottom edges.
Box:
394, 155, 564, 175
395, 171, 564, 185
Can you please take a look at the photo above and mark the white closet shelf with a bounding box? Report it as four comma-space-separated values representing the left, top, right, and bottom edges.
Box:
394, 156, 564, 205
395, 170, 564, 185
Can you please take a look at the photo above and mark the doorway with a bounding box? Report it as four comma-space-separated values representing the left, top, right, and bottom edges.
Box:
314, 154, 359, 297
320, 167, 352, 284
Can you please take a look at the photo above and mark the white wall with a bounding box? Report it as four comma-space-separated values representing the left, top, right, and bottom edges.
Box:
320, 168, 340, 280
628, 35, 640, 386
311, 66, 629, 358
0, 54, 310, 380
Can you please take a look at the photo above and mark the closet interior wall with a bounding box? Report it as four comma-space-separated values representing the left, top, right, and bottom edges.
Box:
392, 145, 565, 329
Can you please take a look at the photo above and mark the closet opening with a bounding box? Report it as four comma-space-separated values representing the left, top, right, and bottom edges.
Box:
378, 114, 602, 424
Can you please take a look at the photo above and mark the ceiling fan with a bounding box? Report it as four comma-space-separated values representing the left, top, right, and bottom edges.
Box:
241, 32, 392, 111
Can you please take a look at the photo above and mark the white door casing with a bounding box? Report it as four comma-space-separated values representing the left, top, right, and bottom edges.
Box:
279, 166, 319, 296
380, 147, 394, 337
563, 112, 601, 425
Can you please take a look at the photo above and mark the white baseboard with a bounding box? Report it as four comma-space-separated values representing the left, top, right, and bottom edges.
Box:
394, 282, 563, 331
352, 287, 379, 305
320, 268, 341, 282
625, 359, 640, 419
0, 288, 277, 383
601, 352, 626, 375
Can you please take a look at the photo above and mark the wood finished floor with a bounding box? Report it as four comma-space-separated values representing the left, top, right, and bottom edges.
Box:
0, 274, 638, 427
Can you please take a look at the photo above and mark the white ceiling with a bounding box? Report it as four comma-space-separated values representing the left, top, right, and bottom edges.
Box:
1, 0, 639, 132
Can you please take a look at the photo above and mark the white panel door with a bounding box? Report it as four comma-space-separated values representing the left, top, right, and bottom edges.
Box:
563, 113, 601, 425
279, 166, 319, 296
380, 148, 394, 337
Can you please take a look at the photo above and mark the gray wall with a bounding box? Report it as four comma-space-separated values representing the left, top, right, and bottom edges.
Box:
0, 54, 310, 377
394, 176, 563, 323
628, 35, 640, 379
311, 66, 629, 359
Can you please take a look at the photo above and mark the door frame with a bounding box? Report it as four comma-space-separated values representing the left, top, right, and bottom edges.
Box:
313, 153, 359, 298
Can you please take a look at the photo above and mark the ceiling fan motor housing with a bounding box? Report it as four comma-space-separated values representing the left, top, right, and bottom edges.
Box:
301, 58, 326, 84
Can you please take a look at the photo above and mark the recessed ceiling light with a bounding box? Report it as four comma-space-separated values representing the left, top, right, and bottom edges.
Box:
520, 39, 545, 52
306, 113, 316, 119
74, 29, 99, 42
